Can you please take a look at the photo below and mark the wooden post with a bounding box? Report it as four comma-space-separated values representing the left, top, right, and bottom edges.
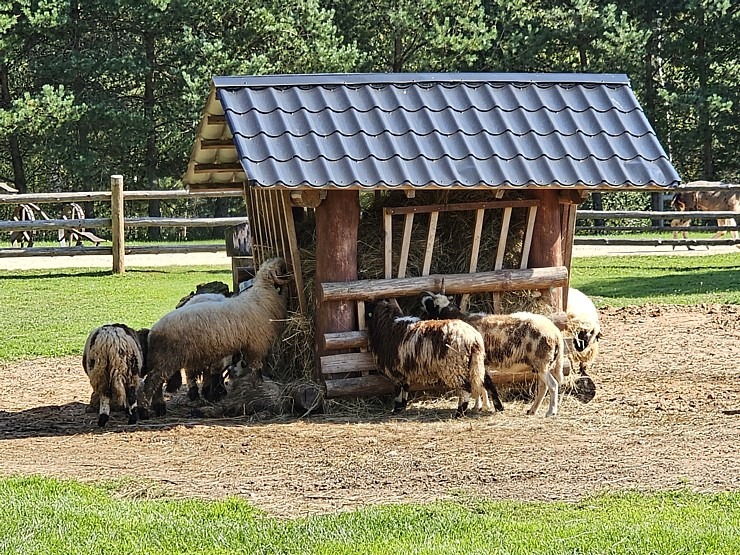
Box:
529, 190, 563, 310
110, 175, 125, 274
315, 190, 360, 379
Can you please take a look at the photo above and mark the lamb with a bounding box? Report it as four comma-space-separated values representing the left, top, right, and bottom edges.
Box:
82, 323, 148, 427
364, 298, 503, 417
420, 293, 564, 417
564, 288, 602, 376
138, 257, 291, 418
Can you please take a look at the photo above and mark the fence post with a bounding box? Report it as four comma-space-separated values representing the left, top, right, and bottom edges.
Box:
111, 175, 125, 274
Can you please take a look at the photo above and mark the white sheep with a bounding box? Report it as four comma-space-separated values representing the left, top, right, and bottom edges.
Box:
173, 291, 233, 402
138, 257, 291, 418
421, 293, 564, 417
364, 298, 503, 417
564, 288, 602, 377
82, 323, 148, 427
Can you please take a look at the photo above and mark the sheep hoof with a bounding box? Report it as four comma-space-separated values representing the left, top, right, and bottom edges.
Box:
454, 406, 467, 418
392, 401, 407, 413
97, 414, 109, 427
187, 387, 200, 402
153, 402, 167, 417
127, 412, 139, 425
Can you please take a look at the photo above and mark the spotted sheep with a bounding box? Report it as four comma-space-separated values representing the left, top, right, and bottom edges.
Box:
364, 298, 503, 417
420, 293, 565, 417
82, 323, 148, 427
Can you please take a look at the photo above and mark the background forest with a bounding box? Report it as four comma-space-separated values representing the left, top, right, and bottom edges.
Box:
1, 0, 738, 219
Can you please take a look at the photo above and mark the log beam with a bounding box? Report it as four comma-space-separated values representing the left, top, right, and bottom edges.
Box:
529, 190, 563, 310
314, 190, 360, 378
320, 266, 568, 302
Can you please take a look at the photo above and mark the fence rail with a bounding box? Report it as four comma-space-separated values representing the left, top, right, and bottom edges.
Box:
0, 176, 246, 270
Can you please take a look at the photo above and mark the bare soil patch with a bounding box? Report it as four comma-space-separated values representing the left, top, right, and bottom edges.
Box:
1, 304, 739, 517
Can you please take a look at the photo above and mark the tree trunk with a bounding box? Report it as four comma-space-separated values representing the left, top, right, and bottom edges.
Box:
0, 63, 27, 193
144, 32, 161, 240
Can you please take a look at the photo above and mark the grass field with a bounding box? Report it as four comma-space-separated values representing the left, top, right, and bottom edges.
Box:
0, 252, 738, 360
1, 477, 739, 555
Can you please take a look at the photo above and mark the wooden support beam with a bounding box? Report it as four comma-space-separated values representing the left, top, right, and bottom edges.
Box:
384, 199, 538, 215
207, 114, 227, 125
314, 190, 360, 378
199, 138, 236, 150
110, 175, 125, 274
193, 162, 244, 174
383, 210, 393, 279
397, 213, 415, 278
289, 190, 323, 208
460, 208, 485, 312
421, 211, 439, 276
320, 266, 569, 302
529, 190, 563, 310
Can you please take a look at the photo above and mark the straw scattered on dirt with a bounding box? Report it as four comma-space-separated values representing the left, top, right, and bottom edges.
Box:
1, 304, 739, 517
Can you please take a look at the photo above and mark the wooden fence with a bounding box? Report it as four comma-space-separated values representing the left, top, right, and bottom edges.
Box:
2, 179, 739, 273
0, 175, 246, 272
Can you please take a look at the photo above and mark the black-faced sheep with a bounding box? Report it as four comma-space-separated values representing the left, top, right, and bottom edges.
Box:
565, 288, 602, 377
364, 298, 503, 417
82, 324, 148, 427
421, 293, 564, 417
137, 257, 291, 418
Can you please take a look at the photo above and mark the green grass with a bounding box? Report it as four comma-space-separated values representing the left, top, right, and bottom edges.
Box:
0, 477, 738, 555
0, 266, 232, 360
571, 252, 740, 306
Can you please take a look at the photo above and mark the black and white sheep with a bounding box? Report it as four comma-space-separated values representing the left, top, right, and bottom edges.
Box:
364, 298, 503, 417
564, 288, 602, 376
420, 293, 564, 417
82, 323, 148, 427
137, 257, 291, 417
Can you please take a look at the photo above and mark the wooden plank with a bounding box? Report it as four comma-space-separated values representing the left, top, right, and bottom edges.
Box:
0, 189, 243, 205
200, 138, 236, 150
321, 266, 569, 302
460, 208, 486, 312
207, 114, 227, 125
421, 211, 439, 276
325, 374, 394, 398
281, 190, 307, 315
383, 209, 393, 279
492, 207, 512, 313
324, 330, 368, 350
110, 175, 125, 274
321, 352, 377, 375
385, 199, 538, 215
561, 203, 578, 304
397, 213, 414, 278
520, 205, 538, 269
193, 162, 244, 174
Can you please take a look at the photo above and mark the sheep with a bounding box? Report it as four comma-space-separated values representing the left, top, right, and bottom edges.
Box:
364, 298, 503, 417
564, 288, 602, 377
420, 293, 564, 417
82, 323, 148, 427
171, 291, 233, 402
137, 257, 291, 418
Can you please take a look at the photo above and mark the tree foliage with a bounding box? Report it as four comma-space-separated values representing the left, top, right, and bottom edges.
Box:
0, 0, 738, 199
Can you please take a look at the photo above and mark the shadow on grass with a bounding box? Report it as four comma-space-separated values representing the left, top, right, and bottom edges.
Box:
578, 267, 740, 301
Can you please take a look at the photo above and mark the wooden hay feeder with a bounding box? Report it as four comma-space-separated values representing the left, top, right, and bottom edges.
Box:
183, 72, 681, 399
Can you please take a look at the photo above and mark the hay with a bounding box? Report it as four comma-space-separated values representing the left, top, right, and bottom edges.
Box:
263, 190, 556, 383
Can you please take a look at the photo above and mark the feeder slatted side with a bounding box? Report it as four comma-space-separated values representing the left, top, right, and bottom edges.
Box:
244, 186, 306, 314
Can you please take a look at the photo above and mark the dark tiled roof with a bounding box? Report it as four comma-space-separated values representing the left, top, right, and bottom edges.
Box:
184, 73, 680, 189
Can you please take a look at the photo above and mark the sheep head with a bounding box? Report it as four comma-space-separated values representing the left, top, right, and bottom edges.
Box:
258, 257, 292, 288
420, 292, 453, 318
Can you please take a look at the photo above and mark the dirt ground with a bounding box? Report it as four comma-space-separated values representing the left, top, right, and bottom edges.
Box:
1, 304, 739, 517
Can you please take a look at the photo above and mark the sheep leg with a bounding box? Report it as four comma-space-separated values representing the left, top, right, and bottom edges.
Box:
164, 370, 183, 393
138, 373, 167, 418
86, 391, 100, 413
527, 377, 547, 416
543, 372, 560, 417
98, 394, 111, 427
455, 390, 472, 418
483, 374, 504, 412
125, 384, 139, 425
392, 384, 409, 413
